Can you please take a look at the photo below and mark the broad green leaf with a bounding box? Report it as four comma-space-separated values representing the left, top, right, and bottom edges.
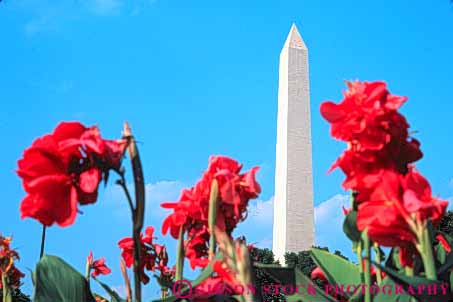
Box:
93, 277, 126, 302
372, 277, 414, 302
310, 248, 361, 298
257, 266, 336, 302
373, 261, 452, 301
436, 232, 453, 275
436, 243, 447, 264
343, 210, 361, 242
33, 255, 95, 302
285, 268, 337, 302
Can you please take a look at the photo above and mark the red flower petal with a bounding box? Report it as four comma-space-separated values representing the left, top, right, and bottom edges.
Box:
436, 234, 451, 253
320, 101, 346, 123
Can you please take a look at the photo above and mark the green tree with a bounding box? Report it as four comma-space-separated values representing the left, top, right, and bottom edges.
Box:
249, 247, 285, 302
438, 210, 453, 235
0, 289, 31, 302
250, 246, 350, 301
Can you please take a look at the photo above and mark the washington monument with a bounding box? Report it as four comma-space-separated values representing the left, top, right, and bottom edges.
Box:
272, 24, 315, 263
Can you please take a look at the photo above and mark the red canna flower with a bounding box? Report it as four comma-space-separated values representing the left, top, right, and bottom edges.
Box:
161, 155, 260, 269
185, 225, 210, 269
322, 81, 449, 271
118, 226, 173, 284
87, 251, 111, 278
356, 168, 447, 249
321, 81, 423, 198
0, 235, 24, 289
321, 81, 407, 146
17, 122, 127, 227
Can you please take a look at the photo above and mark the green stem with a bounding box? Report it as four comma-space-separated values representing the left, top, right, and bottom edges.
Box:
420, 227, 437, 280
208, 180, 219, 257
363, 231, 371, 302
405, 266, 414, 277
357, 243, 363, 274
2, 273, 12, 302
132, 228, 142, 302
373, 242, 382, 285
175, 226, 185, 281
85, 258, 91, 283
39, 225, 46, 259
123, 122, 145, 302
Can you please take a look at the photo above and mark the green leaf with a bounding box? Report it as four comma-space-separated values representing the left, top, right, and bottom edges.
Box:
373, 261, 452, 301
343, 210, 361, 242
436, 243, 447, 264
33, 255, 95, 302
285, 268, 337, 302
436, 232, 453, 275
256, 266, 336, 302
310, 248, 361, 298
384, 247, 406, 274
191, 252, 223, 287
372, 277, 414, 302
93, 277, 126, 302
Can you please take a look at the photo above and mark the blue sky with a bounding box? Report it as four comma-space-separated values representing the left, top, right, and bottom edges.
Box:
1, 0, 453, 299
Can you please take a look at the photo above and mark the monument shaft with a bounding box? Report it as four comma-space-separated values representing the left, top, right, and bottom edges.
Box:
272, 24, 315, 263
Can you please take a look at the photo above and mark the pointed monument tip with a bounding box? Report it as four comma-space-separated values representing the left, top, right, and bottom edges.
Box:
283, 23, 307, 50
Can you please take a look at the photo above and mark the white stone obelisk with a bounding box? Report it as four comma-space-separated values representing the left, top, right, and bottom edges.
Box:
272, 24, 315, 264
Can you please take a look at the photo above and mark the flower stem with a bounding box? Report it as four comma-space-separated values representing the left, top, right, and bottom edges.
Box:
2, 273, 12, 302
132, 228, 142, 302
373, 242, 382, 285
420, 227, 437, 281
363, 231, 371, 302
39, 225, 46, 259
120, 259, 132, 302
123, 122, 145, 302
208, 180, 219, 258
85, 258, 91, 283
119, 173, 134, 214
357, 243, 363, 274
175, 226, 185, 281
405, 266, 414, 277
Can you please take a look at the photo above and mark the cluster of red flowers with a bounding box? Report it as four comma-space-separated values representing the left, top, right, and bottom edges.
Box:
161, 155, 260, 269
321, 81, 448, 265
118, 226, 174, 284
0, 235, 24, 290
17, 122, 127, 227
87, 251, 111, 278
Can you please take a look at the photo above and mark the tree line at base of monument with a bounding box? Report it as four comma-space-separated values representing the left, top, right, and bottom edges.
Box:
2, 80, 453, 302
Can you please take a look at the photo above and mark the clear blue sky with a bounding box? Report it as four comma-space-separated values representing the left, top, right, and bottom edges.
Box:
1, 0, 453, 299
